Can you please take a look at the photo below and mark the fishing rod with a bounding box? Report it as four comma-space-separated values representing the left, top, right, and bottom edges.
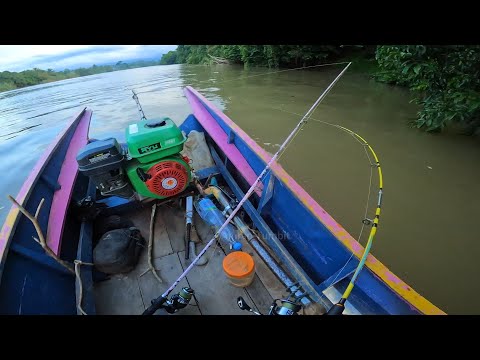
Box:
132, 90, 147, 120
132, 61, 351, 97
268, 107, 384, 315
142, 62, 352, 315
325, 128, 383, 315
204, 61, 352, 84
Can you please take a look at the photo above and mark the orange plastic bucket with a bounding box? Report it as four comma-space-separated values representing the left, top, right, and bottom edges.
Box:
222, 251, 255, 287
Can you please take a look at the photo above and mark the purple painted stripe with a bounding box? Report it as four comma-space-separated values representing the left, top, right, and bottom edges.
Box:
47, 110, 92, 255
0, 109, 88, 265
186, 86, 354, 241
184, 87, 444, 314
184, 87, 263, 195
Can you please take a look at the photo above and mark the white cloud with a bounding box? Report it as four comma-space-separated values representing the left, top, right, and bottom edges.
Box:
0, 45, 177, 72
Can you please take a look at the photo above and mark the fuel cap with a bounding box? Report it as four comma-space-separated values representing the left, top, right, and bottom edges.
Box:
145, 119, 167, 128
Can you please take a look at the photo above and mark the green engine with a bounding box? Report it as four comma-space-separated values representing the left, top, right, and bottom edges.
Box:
77, 117, 192, 200
125, 117, 191, 199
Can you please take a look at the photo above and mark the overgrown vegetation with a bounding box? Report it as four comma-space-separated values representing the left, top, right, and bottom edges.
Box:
3, 45, 479, 135
159, 51, 177, 65
174, 45, 372, 67
172, 44, 480, 134
374, 45, 480, 133
0, 59, 163, 92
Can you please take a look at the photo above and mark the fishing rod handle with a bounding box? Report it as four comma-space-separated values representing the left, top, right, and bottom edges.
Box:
325, 298, 346, 315
142, 296, 168, 315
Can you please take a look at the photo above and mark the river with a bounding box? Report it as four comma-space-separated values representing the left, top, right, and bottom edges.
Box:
0, 64, 479, 314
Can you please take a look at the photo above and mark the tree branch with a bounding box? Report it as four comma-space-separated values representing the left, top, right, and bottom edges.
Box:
7, 195, 75, 274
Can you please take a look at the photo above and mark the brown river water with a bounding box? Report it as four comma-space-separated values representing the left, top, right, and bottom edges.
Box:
0, 64, 479, 314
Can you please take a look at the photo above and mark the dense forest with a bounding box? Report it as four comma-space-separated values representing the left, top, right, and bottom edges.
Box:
374, 46, 480, 134
169, 45, 480, 134
0, 59, 163, 93
2, 45, 479, 134
173, 45, 375, 67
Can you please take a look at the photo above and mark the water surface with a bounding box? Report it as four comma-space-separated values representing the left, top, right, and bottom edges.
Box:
1, 64, 478, 314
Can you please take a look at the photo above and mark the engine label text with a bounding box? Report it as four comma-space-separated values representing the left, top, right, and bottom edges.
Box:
138, 142, 161, 154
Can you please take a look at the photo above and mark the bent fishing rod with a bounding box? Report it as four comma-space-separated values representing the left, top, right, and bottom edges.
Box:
142, 62, 353, 316
325, 128, 383, 315
268, 107, 385, 315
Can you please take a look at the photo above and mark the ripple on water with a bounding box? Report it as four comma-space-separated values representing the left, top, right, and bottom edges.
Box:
0, 65, 479, 314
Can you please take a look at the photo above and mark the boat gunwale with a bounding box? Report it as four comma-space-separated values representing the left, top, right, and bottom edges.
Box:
0, 107, 88, 283
46, 110, 92, 254
184, 86, 445, 315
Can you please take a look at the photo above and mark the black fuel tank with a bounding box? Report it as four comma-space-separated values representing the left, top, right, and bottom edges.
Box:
76, 138, 133, 198
77, 138, 125, 176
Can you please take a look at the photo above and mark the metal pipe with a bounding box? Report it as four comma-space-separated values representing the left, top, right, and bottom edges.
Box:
184, 195, 208, 265
204, 186, 310, 306
185, 196, 193, 259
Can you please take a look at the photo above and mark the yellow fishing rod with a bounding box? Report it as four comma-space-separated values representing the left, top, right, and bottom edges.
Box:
325, 125, 383, 315
272, 106, 384, 315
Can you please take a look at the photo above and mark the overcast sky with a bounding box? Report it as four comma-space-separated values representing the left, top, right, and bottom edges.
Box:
0, 45, 178, 72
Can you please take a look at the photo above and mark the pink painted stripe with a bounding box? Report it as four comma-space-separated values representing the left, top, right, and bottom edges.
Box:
186, 85, 368, 247
184, 87, 263, 195
46, 110, 92, 255
0, 108, 88, 266
185, 87, 445, 314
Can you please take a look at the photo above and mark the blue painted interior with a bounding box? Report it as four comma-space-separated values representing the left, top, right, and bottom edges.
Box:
0, 103, 421, 315
180, 114, 204, 135
60, 173, 89, 262
202, 103, 267, 179
194, 166, 219, 180
185, 100, 421, 314
96, 196, 131, 209
0, 252, 76, 314
227, 129, 235, 144
0, 114, 83, 315
75, 178, 97, 315
257, 172, 274, 214
209, 144, 324, 304
200, 100, 352, 280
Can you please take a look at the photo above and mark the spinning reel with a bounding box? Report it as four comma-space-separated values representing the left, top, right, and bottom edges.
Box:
236, 283, 308, 315
142, 287, 195, 315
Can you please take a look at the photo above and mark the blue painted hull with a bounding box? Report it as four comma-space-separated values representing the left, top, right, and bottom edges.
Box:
182, 87, 444, 315
0, 88, 444, 315
0, 109, 91, 314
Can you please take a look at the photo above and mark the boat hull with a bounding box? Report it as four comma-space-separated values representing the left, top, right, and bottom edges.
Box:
182, 86, 445, 315
0, 86, 445, 315
0, 109, 92, 314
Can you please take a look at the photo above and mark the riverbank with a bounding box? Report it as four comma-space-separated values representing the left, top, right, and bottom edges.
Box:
340, 54, 379, 75
0, 60, 164, 93
1, 64, 479, 313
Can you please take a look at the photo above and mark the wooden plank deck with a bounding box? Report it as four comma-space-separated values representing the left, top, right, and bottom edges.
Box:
94, 202, 286, 315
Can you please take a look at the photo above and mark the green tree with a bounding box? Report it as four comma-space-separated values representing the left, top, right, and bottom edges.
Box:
160, 51, 177, 65
375, 45, 480, 133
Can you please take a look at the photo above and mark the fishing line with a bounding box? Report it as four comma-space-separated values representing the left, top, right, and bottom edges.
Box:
154, 62, 352, 302
271, 108, 380, 293
324, 166, 373, 289
199, 61, 352, 85
131, 61, 351, 96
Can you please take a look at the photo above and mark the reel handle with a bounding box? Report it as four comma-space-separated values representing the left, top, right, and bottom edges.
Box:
237, 296, 261, 315
237, 296, 252, 311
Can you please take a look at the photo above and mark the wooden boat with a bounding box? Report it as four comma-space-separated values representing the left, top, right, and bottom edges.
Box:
0, 87, 446, 315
